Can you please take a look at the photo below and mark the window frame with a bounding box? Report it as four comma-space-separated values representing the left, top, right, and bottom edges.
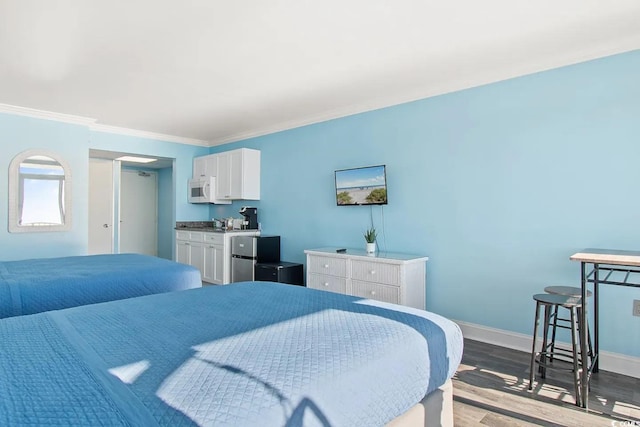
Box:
8, 149, 72, 233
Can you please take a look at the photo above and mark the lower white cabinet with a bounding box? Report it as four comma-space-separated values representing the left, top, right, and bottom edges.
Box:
175, 231, 206, 275
202, 233, 224, 284
176, 230, 259, 285
304, 248, 428, 310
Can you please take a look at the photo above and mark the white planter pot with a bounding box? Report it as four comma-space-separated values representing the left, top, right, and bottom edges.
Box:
366, 242, 376, 253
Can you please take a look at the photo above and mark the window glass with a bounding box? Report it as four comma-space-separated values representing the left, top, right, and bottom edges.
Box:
9, 151, 72, 233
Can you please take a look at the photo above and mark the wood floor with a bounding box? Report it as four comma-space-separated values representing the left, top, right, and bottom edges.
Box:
452, 339, 640, 426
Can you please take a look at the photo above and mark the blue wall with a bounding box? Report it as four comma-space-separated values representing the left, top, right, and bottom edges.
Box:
0, 118, 211, 261
157, 166, 174, 259
211, 50, 640, 357
1, 50, 638, 358
0, 115, 90, 258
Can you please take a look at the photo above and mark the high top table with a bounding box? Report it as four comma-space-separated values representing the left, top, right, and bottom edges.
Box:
569, 248, 640, 409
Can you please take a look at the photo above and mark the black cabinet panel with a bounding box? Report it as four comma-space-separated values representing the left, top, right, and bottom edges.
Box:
255, 262, 304, 286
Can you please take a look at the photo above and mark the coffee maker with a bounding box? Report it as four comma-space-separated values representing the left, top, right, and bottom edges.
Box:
239, 206, 258, 230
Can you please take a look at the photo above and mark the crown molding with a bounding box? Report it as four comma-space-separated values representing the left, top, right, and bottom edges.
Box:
2, 44, 637, 149
0, 103, 97, 126
209, 44, 640, 146
0, 103, 210, 147
89, 123, 210, 147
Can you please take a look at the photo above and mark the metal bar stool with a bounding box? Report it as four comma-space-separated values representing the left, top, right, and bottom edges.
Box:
529, 293, 583, 405
544, 286, 593, 366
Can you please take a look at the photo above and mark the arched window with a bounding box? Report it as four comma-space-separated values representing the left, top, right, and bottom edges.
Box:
8, 150, 72, 233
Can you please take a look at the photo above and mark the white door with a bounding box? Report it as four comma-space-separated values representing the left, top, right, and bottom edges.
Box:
88, 158, 114, 254
120, 170, 158, 256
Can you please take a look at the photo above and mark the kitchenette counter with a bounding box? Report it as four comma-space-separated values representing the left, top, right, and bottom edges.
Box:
175, 221, 258, 233
175, 223, 260, 285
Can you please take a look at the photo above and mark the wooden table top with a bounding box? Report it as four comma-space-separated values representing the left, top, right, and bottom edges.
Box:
570, 248, 640, 267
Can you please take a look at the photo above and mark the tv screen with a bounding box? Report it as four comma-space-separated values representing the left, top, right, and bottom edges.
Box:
335, 165, 388, 206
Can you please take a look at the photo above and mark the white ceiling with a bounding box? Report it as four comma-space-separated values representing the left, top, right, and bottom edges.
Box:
1, 1, 639, 147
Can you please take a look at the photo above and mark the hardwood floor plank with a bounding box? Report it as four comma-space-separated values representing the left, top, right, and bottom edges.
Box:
453, 339, 640, 427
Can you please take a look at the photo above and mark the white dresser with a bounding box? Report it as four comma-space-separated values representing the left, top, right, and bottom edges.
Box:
304, 248, 428, 310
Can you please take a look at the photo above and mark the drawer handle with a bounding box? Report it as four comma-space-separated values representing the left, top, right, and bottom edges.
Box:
370, 270, 376, 275
323, 264, 329, 268
323, 282, 329, 287
370, 291, 376, 296
185, 242, 190, 246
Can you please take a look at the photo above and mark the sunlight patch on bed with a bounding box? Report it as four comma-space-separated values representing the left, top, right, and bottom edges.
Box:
109, 360, 151, 384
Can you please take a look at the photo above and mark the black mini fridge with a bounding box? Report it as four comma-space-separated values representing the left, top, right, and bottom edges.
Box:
254, 262, 304, 286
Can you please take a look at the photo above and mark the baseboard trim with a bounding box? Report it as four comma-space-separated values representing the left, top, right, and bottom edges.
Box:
454, 320, 640, 379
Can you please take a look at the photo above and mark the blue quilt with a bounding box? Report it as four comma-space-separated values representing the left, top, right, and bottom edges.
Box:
0, 254, 201, 318
0, 282, 463, 426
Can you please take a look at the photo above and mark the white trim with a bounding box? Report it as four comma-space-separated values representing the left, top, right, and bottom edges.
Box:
0, 103, 210, 147
454, 320, 640, 379
90, 123, 210, 147
0, 103, 96, 126
209, 44, 640, 146
2, 44, 638, 148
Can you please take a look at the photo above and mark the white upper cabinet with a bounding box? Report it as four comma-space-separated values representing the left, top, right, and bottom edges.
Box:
193, 156, 207, 178
205, 155, 218, 178
192, 148, 260, 201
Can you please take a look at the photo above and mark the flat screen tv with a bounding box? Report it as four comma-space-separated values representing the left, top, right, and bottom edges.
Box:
335, 165, 388, 206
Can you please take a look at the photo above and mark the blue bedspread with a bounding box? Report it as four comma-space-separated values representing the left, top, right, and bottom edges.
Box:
0, 253, 201, 318
0, 282, 463, 426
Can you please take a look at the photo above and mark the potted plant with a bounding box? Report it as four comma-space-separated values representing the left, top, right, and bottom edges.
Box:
363, 226, 377, 253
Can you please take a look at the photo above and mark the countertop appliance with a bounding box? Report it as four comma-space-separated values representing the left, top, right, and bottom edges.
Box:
239, 206, 258, 230
255, 262, 304, 286
231, 235, 280, 282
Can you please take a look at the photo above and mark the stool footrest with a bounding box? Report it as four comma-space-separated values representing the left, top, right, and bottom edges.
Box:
535, 352, 583, 372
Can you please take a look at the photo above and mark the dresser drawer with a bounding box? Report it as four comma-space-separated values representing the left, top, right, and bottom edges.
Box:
204, 233, 224, 245
307, 273, 347, 294
307, 255, 347, 277
351, 280, 400, 305
351, 260, 400, 286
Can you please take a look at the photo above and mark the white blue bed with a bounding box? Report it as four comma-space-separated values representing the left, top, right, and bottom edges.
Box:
0, 281, 463, 426
0, 253, 202, 318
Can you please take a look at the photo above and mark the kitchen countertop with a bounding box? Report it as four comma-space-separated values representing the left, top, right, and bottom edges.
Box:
174, 227, 258, 233
175, 221, 258, 233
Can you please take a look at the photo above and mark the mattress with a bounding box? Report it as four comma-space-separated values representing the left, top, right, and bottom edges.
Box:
0, 253, 202, 318
0, 281, 463, 426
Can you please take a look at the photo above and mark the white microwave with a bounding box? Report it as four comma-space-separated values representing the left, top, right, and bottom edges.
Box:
188, 177, 216, 203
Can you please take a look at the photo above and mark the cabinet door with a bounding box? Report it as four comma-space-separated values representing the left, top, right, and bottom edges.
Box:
203, 244, 224, 284
193, 157, 207, 178
228, 150, 244, 198
240, 149, 261, 200
205, 155, 218, 178
203, 245, 214, 283
189, 242, 206, 278
216, 152, 232, 200
176, 240, 190, 265
212, 244, 225, 284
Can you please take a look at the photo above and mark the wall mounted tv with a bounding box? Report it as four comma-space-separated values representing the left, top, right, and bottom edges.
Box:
335, 165, 388, 206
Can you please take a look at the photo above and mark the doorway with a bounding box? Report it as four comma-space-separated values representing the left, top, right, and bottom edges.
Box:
88, 150, 174, 257
88, 158, 114, 254
120, 169, 157, 256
